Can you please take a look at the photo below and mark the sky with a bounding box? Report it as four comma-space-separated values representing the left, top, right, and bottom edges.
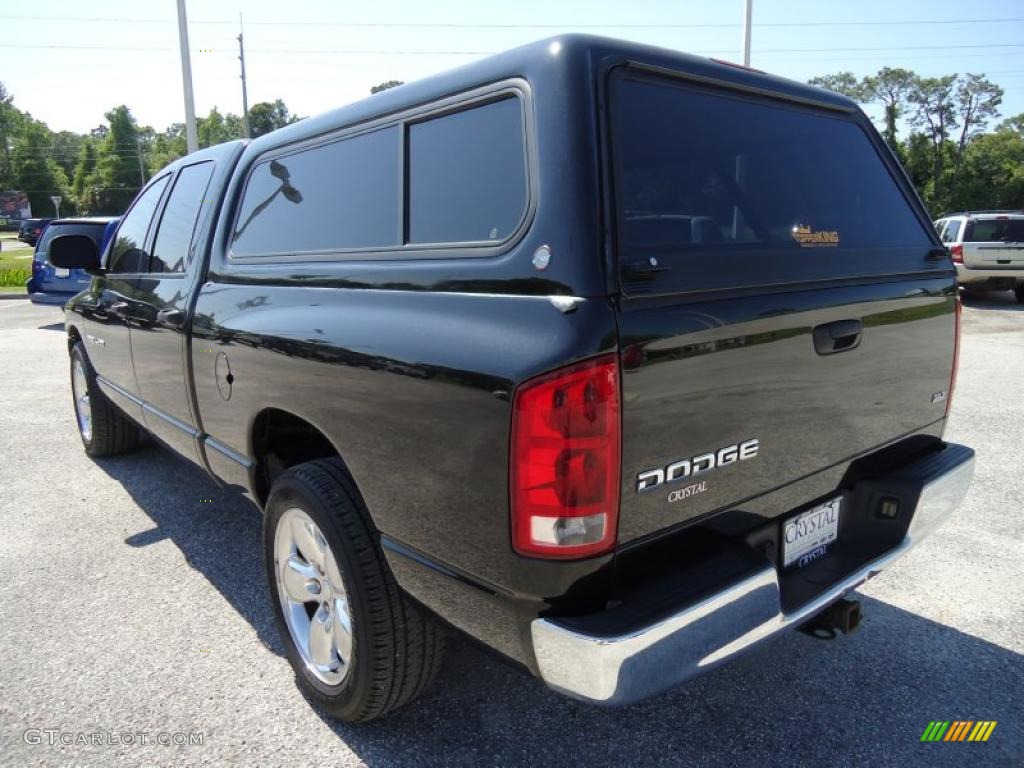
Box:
3, 0, 1024, 136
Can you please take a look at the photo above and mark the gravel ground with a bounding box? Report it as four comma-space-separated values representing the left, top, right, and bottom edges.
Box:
0, 294, 1021, 767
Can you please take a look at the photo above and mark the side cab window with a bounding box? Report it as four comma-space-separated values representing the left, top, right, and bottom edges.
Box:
149, 161, 216, 274
106, 175, 171, 274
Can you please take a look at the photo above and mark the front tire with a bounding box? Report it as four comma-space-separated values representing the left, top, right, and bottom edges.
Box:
264, 458, 445, 722
70, 342, 142, 457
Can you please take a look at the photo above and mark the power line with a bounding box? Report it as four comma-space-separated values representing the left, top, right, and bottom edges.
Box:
3, 42, 1024, 55
1, 14, 1023, 29
15, 187, 141, 192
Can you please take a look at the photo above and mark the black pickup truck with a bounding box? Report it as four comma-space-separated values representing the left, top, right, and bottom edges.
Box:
53, 36, 975, 723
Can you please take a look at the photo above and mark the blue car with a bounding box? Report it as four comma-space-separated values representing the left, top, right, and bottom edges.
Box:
28, 217, 119, 305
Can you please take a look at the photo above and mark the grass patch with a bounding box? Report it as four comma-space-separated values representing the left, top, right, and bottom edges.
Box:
0, 249, 33, 269
1, 241, 35, 288
0, 285, 26, 293
0, 267, 30, 287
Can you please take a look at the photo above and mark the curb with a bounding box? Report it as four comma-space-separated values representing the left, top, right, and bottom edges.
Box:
0, 292, 27, 301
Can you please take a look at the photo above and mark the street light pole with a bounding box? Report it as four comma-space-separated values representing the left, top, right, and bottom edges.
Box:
176, 0, 199, 153
741, 0, 753, 67
733, 0, 753, 238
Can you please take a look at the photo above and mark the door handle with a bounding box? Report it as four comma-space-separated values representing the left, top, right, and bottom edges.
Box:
812, 319, 862, 355
621, 257, 671, 281
156, 307, 185, 329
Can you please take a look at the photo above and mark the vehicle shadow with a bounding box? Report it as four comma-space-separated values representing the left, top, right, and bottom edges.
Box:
37, 322, 66, 331
94, 443, 284, 655
94, 445, 1022, 767
961, 290, 1024, 312
327, 601, 1022, 767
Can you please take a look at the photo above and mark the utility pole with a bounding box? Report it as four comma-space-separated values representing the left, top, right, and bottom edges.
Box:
238, 14, 251, 138
741, 0, 753, 67
136, 137, 147, 185
732, 0, 754, 238
176, 0, 199, 153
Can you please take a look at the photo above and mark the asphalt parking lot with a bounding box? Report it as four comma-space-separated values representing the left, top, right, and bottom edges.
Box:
0, 295, 1021, 767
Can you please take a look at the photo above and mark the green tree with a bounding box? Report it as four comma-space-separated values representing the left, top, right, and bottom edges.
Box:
371, 80, 404, 94
11, 121, 69, 216
50, 130, 85, 181
147, 124, 187, 176
907, 75, 959, 209
952, 74, 1002, 172
198, 107, 235, 148
84, 105, 144, 214
248, 99, 300, 138
861, 67, 915, 145
71, 140, 98, 208
0, 81, 26, 189
997, 113, 1024, 135
950, 125, 1024, 211
807, 72, 864, 101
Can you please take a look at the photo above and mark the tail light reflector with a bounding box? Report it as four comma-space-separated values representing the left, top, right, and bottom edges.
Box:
950, 244, 963, 263
510, 354, 621, 558
946, 296, 962, 420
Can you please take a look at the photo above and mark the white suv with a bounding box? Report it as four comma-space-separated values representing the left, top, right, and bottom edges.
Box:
934, 211, 1024, 302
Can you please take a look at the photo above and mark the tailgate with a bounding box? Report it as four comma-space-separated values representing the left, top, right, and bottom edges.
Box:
963, 218, 1024, 269
607, 67, 955, 545
963, 243, 1024, 269
617, 283, 955, 542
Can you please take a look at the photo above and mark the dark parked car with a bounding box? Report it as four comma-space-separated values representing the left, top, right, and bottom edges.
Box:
53, 35, 974, 723
18, 217, 54, 246
28, 217, 117, 305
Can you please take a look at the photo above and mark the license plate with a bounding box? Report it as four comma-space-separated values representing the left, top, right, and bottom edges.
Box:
54, 267, 70, 278
783, 497, 841, 568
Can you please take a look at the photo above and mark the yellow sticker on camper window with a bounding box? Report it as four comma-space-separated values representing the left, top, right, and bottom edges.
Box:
791, 224, 840, 247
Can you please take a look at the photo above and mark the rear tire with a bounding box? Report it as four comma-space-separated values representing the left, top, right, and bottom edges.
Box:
264, 458, 445, 723
70, 342, 142, 457
1014, 283, 1024, 304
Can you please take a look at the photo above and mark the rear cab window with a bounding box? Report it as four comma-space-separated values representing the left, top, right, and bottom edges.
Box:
609, 69, 934, 294
965, 218, 1024, 242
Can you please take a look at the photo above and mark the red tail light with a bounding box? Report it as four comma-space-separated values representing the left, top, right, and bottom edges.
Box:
945, 297, 962, 421
510, 354, 621, 558
950, 244, 963, 263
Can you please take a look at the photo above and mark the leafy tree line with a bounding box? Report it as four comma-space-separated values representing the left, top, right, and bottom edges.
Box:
808, 69, 1023, 214
5, 71, 1019, 221
0, 82, 301, 218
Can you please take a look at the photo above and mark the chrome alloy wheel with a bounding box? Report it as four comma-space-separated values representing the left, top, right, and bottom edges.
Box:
72, 357, 92, 443
274, 507, 353, 685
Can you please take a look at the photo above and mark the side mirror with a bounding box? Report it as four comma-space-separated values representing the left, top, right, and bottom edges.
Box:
49, 234, 102, 272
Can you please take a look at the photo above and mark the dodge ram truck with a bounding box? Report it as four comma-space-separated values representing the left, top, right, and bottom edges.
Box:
52, 35, 975, 723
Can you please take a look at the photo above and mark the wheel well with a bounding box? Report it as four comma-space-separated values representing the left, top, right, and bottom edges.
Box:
252, 408, 339, 505
67, 325, 82, 354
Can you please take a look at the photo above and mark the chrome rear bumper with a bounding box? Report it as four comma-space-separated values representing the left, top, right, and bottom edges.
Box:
531, 443, 975, 705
